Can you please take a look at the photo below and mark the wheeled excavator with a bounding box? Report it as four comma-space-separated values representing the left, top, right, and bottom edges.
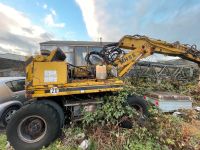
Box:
6, 35, 200, 150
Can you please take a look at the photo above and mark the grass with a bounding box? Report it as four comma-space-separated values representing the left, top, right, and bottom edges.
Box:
0, 133, 7, 150
0, 112, 199, 150
0, 132, 73, 150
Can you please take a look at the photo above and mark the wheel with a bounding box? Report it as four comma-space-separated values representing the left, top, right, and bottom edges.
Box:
6, 103, 60, 150
2, 106, 19, 127
127, 95, 149, 117
120, 95, 149, 128
37, 100, 65, 127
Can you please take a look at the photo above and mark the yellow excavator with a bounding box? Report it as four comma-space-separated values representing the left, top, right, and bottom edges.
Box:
7, 35, 200, 150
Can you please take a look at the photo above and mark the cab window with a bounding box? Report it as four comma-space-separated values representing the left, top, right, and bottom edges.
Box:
5, 79, 25, 92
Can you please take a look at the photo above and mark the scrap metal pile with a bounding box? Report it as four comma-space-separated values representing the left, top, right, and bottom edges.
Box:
129, 61, 199, 81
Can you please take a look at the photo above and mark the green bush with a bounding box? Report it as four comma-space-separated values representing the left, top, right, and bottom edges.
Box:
82, 78, 200, 149
83, 83, 137, 126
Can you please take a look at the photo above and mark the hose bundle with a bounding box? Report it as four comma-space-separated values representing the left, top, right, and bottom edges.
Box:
86, 42, 125, 65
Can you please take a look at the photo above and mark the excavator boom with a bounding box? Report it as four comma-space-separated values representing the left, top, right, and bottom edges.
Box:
97, 35, 200, 77
119, 35, 200, 63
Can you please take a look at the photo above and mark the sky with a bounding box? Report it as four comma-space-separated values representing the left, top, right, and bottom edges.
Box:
0, 0, 200, 58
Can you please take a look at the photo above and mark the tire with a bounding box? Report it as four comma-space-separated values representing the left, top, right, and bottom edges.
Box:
120, 95, 149, 129
127, 95, 149, 117
6, 103, 60, 150
37, 100, 65, 128
1, 106, 19, 127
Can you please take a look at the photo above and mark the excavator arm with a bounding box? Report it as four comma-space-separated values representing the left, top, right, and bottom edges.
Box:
104, 35, 200, 77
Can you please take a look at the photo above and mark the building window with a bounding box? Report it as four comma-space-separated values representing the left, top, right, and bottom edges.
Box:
88, 47, 103, 52
65, 52, 74, 64
59, 46, 74, 52
75, 47, 88, 66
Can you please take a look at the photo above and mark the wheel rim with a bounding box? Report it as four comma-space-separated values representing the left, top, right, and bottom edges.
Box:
5, 109, 17, 123
17, 115, 47, 143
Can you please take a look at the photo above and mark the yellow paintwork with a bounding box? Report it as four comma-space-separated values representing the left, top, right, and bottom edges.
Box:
34, 49, 59, 62
26, 59, 123, 98
32, 62, 67, 86
29, 77, 123, 97
32, 87, 122, 98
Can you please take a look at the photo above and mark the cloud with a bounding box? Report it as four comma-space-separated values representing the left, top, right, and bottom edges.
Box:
44, 7, 65, 28
0, 3, 53, 55
43, 4, 48, 9
50, 9, 56, 16
38, 2, 65, 29
44, 14, 65, 28
75, 0, 100, 40
75, 0, 200, 46
75, 0, 200, 61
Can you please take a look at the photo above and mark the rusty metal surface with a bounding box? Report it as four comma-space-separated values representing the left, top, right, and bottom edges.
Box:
146, 91, 192, 100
